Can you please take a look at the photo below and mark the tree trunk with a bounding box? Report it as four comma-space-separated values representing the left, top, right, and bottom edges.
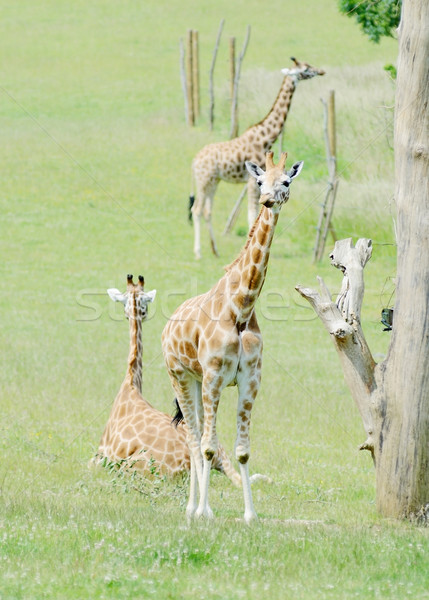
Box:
375, 0, 429, 518
296, 0, 429, 521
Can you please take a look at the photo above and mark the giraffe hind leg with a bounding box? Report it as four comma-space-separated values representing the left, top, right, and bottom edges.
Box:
203, 196, 219, 257
193, 177, 219, 259
171, 398, 184, 428
189, 195, 195, 222
213, 443, 241, 487
167, 375, 205, 519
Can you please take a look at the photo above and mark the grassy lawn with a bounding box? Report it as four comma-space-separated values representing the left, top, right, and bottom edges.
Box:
2, 1, 428, 598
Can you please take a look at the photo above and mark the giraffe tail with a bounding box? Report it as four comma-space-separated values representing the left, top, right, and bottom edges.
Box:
214, 444, 242, 487
189, 195, 195, 223
249, 473, 273, 484
214, 445, 274, 487
171, 398, 185, 428
188, 159, 196, 222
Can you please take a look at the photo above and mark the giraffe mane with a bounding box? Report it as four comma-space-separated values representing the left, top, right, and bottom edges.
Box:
242, 73, 294, 135
223, 209, 263, 272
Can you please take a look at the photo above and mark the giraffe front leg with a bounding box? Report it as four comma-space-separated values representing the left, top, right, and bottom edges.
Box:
192, 206, 202, 260
235, 385, 259, 524
236, 336, 262, 524
186, 454, 198, 522
195, 372, 221, 520
167, 374, 204, 519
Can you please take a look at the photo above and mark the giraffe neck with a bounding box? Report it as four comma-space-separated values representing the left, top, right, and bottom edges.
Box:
226, 206, 279, 322
126, 298, 143, 392
246, 76, 296, 148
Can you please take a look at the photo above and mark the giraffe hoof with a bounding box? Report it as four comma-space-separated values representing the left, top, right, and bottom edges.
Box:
244, 510, 258, 525
186, 506, 197, 522
195, 505, 214, 521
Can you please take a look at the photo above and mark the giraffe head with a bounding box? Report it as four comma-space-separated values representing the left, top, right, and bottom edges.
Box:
107, 274, 156, 321
245, 152, 303, 210
281, 57, 325, 81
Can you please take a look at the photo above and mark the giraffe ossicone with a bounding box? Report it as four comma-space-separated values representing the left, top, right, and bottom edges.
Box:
92, 274, 248, 486
163, 151, 303, 523
189, 57, 324, 259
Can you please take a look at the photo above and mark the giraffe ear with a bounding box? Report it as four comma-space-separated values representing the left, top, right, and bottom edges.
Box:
107, 288, 127, 304
245, 161, 264, 180
281, 67, 299, 77
145, 289, 157, 303
287, 161, 304, 180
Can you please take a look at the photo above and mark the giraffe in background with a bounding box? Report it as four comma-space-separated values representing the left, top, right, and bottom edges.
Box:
189, 57, 324, 258
93, 274, 256, 486
163, 152, 303, 522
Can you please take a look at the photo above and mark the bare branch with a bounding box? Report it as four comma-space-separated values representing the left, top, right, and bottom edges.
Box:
296, 239, 377, 459
229, 25, 251, 139
209, 19, 225, 131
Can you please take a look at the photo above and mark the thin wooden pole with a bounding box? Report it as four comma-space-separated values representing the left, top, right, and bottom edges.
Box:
229, 25, 251, 139
313, 90, 339, 262
209, 19, 225, 130
186, 29, 194, 126
229, 37, 236, 103
192, 30, 200, 121
229, 37, 237, 137
179, 38, 188, 123
223, 184, 248, 235
326, 89, 338, 243
327, 89, 336, 158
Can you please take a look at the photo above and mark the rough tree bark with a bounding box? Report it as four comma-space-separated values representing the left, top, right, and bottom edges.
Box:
376, 0, 429, 519
297, 0, 429, 520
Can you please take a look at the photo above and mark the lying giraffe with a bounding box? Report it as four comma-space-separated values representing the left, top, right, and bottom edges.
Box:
190, 57, 324, 258
93, 274, 249, 486
163, 152, 303, 522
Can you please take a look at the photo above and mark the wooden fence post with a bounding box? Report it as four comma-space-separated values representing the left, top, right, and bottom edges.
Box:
327, 89, 336, 159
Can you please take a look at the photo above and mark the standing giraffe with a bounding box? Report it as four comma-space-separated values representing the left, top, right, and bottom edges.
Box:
93, 274, 246, 485
163, 152, 303, 522
190, 57, 324, 259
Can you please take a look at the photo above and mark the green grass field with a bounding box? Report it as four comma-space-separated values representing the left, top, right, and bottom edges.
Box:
2, 1, 428, 598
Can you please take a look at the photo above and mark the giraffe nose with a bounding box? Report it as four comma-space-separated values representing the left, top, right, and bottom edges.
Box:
259, 193, 272, 205
259, 193, 277, 207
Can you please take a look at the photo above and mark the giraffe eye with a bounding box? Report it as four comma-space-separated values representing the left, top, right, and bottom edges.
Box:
256, 179, 263, 187
282, 179, 290, 188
